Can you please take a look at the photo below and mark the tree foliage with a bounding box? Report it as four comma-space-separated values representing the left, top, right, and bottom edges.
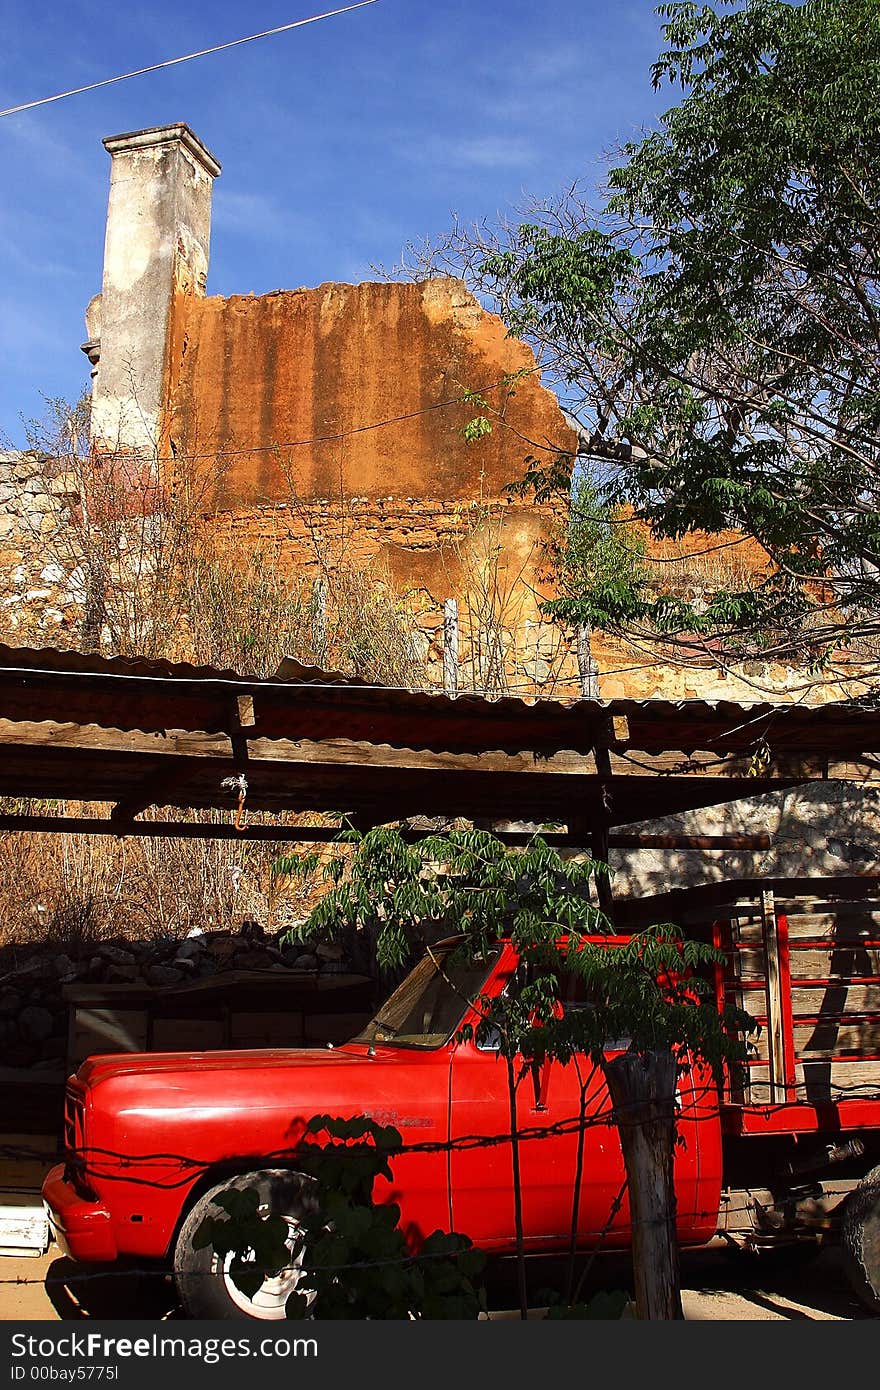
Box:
281, 825, 752, 1080
410, 0, 880, 681
195, 1115, 487, 1319
510, 456, 648, 634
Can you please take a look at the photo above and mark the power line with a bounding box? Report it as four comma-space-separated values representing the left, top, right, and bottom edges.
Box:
0, 2, 382, 120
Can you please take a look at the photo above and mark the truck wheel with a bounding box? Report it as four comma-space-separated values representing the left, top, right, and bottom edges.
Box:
841, 1164, 880, 1315
174, 1169, 319, 1321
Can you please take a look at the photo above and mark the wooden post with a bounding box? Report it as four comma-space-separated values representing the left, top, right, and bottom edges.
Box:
311, 577, 327, 666
605, 1049, 683, 1320
443, 598, 459, 696
591, 821, 615, 920
591, 739, 615, 920
569, 813, 613, 917
577, 624, 600, 699
761, 888, 787, 1104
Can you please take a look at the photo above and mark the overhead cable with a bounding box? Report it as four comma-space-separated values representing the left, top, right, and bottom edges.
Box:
0, 2, 382, 119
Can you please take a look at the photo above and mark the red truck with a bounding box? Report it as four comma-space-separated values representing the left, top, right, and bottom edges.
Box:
42, 878, 880, 1320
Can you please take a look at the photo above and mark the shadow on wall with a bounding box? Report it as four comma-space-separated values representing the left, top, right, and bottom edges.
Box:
608, 780, 880, 897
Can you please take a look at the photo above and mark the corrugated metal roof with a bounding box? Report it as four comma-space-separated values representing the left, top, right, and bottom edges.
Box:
0, 643, 875, 831
0, 642, 876, 759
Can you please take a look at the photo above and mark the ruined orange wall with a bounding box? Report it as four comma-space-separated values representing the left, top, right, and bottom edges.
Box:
167, 277, 575, 509
151, 273, 855, 703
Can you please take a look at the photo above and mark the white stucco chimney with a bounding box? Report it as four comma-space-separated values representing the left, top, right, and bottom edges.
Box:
86, 123, 221, 456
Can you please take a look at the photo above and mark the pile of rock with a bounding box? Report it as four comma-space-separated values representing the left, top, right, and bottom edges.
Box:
0, 925, 350, 1069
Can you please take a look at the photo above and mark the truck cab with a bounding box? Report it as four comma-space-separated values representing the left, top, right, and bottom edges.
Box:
43, 935, 720, 1319
44, 883, 880, 1319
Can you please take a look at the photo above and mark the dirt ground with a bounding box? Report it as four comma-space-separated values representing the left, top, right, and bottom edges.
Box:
0, 1242, 871, 1321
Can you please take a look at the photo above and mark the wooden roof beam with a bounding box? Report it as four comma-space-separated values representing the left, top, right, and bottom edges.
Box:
0, 814, 774, 849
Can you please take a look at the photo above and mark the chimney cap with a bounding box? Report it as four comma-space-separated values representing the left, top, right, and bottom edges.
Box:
102, 123, 221, 178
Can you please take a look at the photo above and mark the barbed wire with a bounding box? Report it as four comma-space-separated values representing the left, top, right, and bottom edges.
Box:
1, 1128, 873, 1293
4, 1076, 880, 1181
0, 1177, 866, 1290
5, 1083, 877, 1195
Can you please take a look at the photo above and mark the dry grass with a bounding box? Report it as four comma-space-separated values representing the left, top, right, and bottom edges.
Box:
641, 535, 767, 600
442, 501, 574, 697
0, 803, 340, 949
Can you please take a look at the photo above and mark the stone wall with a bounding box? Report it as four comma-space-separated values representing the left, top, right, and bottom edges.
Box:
196, 493, 873, 701
0, 923, 365, 1073
0, 452, 82, 645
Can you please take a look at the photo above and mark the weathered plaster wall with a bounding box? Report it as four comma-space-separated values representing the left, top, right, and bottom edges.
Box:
160, 273, 586, 689
167, 276, 574, 506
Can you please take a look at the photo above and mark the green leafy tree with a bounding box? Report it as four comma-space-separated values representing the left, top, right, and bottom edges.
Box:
410, 0, 880, 687
510, 458, 647, 662
280, 826, 753, 1319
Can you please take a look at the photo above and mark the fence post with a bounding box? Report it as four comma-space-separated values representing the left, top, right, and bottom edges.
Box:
577, 624, 600, 699
312, 576, 327, 667
443, 598, 459, 696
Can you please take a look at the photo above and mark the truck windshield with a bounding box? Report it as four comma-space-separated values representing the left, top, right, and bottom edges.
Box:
352, 944, 501, 1050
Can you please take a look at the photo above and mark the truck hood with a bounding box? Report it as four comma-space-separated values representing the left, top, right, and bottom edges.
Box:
77, 1045, 371, 1089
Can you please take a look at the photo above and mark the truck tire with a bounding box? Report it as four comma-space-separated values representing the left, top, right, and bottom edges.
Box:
174, 1168, 319, 1321
841, 1164, 880, 1315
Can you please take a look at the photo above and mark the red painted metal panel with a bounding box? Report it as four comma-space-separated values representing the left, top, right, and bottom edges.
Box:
722, 1099, 880, 1136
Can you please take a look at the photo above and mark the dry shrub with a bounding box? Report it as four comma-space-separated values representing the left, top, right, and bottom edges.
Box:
330, 563, 427, 687
443, 502, 574, 696
642, 536, 766, 601
0, 500, 428, 947
0, 804, 334, 948
181, 549, 317, 677
25, 394, 222, 659
180, 543, 427, 686
0, 821, 132, 948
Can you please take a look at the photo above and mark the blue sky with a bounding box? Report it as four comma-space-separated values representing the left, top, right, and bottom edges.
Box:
1, 0, 670, 445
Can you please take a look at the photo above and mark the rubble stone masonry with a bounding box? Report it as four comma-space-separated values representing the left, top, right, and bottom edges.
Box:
0, 452, 83, 646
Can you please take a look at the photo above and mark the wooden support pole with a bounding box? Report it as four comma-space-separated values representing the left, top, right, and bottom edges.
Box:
109, 768, 194, 826
611, 833, 771, 850
0, 815, 575, 845
761, 887, 788, 1105
0, 815, 775, 851
590, 738, 616, 919
591, 820, 616, 920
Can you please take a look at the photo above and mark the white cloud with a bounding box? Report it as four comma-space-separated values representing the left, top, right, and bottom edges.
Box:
420, 134, 537, 171
212, 188, 300, 240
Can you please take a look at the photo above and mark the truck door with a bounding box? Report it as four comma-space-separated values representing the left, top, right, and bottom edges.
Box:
448, 1031, 631, 1249
448, 973, 708, 1250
